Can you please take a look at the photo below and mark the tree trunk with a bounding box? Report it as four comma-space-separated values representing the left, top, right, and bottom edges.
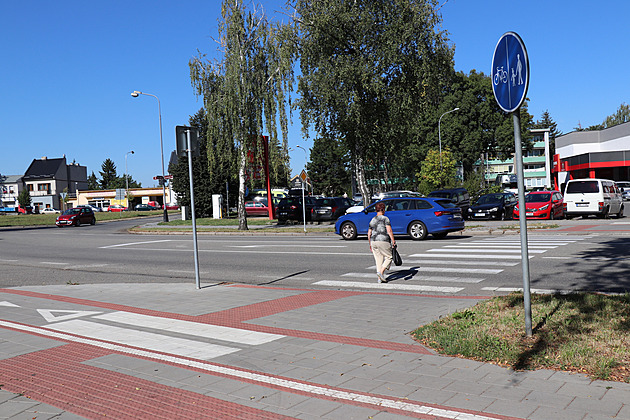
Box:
354, 144, 371, 206
238, 146, 248, 230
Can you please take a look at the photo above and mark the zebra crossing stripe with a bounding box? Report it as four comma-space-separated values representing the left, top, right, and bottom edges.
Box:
404, 259, 519, 266
428, 248, 547, 254
409, 253, 527, 259
314, 280, 464, 293
445, 244, 557, 249
342, 273, 484, 283
366, 266, 502, 274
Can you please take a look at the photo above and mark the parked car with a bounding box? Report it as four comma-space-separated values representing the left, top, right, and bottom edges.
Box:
311, 197, 354, 222
615, 181, 630, 201
17, 205, 33, 214
335, 197, 464, 241
107, 204, 127, 212
77, 204, 102, 212
135, 203, 160, 211
468, 192, 517, 220
41, 208, 61, 214
427, 188, 471, 219
164, 204, 180, 210
371, 190, 422, 201
513, 191, 564, 220
346, 200, 365, 214
245, 200, 271, 217
563, 178, 623, 219
276, 196, 316, 223
55, 207, 96, 227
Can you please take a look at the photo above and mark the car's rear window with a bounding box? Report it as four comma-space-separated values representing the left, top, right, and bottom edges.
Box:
315, 198, 335, 206
566, 181, 599, 194
433, 199, 457, 209
526, 193, 551, 203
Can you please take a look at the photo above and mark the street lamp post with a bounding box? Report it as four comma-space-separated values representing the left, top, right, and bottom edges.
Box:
294, 145, 308, 233
438, 107, 460, 170
131, 90, 169, 222
125, 150, 134, 209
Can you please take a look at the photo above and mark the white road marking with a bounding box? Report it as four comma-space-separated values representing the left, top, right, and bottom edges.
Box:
0, 259, 19, 263
404, 259, 519, 267
428, 248, 547, 254
38, 309, 102, 323
342, 273, 484, 283
256, 275, 314, 281
314, 280, 464, 293
64, 264, 109, 270
0, 301, 19, 307
229, 244, 346, 248
46, 319, 239, 359
40, 262, 69, 265
99, 240, 172, 249
0, 319, 506, 420
445, 245, 557, 249
93, 311, 284, 345
410, 253, 528, 259
168, 269, 210, 275
104, 248, 369, 256
367, 266, 502, 274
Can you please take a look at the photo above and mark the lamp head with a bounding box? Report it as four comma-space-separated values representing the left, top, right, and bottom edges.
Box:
131, 91, 141, 97
454, 107, 460, 111
131, 151, 134, 154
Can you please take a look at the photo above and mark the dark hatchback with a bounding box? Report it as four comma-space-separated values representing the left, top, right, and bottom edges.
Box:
276, 196, 316, 223
311, 197, 354, 222
427, 188, 471, 219
335, 197, 464, 240
467, 192, 517, 220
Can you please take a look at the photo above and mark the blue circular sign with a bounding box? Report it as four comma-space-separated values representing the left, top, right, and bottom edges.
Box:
491, 32, 529, 113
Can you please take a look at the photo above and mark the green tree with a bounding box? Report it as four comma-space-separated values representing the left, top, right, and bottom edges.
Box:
87, 172, 99, 190
533, 109, 562, 171
295, 0, 454, 205
418, 148, 457, 192
190, 0, 295, 229
603, 103, 630, 128
306, 136, 351, 196
99, 159, 118, 190
17, 188, 31, 208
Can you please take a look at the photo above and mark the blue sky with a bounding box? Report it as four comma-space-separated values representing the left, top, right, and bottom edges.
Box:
1, 0, 629, 188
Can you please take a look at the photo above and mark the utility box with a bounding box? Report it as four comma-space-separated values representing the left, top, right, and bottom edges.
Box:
212, 194, 223, 219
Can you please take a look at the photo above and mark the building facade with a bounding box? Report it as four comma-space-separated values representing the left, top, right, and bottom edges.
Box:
0, 175, 23, 207
554, 122, 630, 191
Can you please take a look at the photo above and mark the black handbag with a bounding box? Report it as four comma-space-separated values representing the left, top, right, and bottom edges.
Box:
392, 244, 402, 266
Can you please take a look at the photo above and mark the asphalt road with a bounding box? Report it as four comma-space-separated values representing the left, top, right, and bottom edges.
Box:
1, 216, 629, 295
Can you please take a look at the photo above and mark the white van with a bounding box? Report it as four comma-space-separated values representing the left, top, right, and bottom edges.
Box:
563, 178, 624, 218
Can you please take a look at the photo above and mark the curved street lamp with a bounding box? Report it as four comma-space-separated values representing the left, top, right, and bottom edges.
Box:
131, 90, 169, 222
438, 107, 460, 170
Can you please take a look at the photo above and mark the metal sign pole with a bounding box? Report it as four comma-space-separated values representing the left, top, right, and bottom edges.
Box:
186, 130, 201, 289
513, 111, 533, 337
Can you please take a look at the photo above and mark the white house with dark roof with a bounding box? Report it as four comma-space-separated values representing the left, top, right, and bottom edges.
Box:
0, 175, 23, 208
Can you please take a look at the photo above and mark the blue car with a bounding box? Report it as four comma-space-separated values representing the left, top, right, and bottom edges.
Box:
335, 197, 464, 240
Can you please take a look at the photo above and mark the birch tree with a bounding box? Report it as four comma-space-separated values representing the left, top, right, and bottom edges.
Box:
190, 0, 295, 229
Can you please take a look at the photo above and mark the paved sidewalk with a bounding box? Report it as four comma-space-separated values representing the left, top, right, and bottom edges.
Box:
1, 283, 629, 419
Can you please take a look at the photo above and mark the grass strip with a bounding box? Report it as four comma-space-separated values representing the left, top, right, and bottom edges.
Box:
412, 292, 630, 382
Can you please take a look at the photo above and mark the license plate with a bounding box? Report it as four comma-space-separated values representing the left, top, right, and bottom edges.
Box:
316, 210, 327, 214
279, 212, 287, 216
452, 214, 462, 220
475, 213, 486, 217
526, 212, 534, 216
576, 203, 589, 207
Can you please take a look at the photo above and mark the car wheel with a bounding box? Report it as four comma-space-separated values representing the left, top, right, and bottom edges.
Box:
617, 205, 624, 218
550, 210, 555, 220
74, 219, 80, 227
91, 218, 96, 225
408, 221, 427, 240
340, 222, 357, 240
433, 232, 448, 239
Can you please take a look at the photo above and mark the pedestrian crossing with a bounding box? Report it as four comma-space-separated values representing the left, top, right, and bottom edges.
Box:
313, 235, 588, 294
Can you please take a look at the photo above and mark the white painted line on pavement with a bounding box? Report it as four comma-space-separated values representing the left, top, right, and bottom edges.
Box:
367, 266, 502, 274
105, 248, 370, 256
46, 319, 239, 359
409, 253, 528, 259
168, 269, 210, 275
342, 273, 483, 283
0, 301, 19, 307
257, 275, 314, 281
314, 280, 464, 293
229, 244, 346, 248
99, 240, 172, 249
93, 311, 284, 345
0, 319, 506, 420
64, 264, 109, 270
404, 259, 519, 267
40, 262, 69, 265
445, 245, 557, 249
428, 248, 547, 254
0, 259, 19, 263
38, 309, 102, 322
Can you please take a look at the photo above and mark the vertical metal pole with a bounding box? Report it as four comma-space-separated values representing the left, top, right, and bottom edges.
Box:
187, 130, 201, 289
513, 111, 533, 337
301, 181, 306, 233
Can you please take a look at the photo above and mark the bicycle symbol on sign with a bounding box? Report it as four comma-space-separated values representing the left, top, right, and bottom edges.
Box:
493, 66, 508, 85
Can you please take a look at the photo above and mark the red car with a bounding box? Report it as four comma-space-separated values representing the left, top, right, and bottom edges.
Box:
107, 204, 127, 212
513, 190, 564, 220
245, 200, 270, 217
56, 207, 96, 227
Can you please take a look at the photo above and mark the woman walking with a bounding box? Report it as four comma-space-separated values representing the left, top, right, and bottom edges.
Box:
368, 202, 396, 283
